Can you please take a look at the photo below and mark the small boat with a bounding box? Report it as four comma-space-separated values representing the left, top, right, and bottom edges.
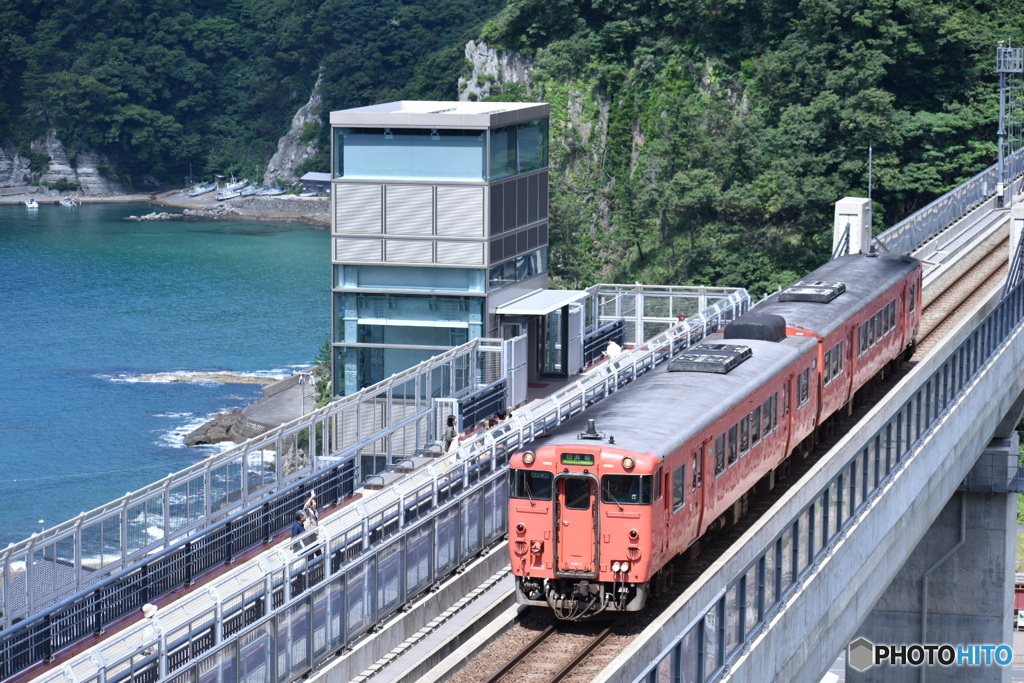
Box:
60, 196, 80, 207
256, 187, 285, 196
215, 187, 244, 201
224, 177, 249, 192
187, 182, 217, 197
239, 186, 259, 197
24, 198, 39, 209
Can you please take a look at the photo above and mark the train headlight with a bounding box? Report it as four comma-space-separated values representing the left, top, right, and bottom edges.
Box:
612, 561, 621, 573
622, 456, 635, 470
522, 451, 535, 465
621, 562, 630, 573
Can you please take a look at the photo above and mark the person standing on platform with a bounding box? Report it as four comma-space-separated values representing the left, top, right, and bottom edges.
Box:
603, 339, 622, 360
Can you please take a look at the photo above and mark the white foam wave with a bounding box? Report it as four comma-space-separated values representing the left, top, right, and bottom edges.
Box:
154, 412, 237, 453
98, 368, 292, 385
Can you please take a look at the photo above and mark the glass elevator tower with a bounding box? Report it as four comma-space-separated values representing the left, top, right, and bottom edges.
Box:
329, 101, 550, 395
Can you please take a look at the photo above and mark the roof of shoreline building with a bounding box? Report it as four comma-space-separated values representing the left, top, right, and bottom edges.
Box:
329, 100, 549, 129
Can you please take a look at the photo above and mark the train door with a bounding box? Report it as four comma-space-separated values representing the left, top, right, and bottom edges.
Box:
554, 474, 598, 576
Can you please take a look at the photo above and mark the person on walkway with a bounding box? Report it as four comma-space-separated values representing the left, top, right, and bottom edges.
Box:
603, 339, 622, 360
302, 490, 318, 529
444, 415, 459, 453
291, 511, 307, 551
140, 603, 159, 655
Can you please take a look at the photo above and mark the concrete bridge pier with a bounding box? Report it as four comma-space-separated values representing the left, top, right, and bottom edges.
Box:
847, 401, 1024, 682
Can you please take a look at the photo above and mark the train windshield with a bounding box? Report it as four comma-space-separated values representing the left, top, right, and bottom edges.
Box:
601, 475, 653, 505
509, 469, 553, 500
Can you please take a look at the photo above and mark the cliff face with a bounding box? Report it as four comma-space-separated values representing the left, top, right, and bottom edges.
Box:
0, 130, 130, 194
263, 74, 324, 187
458, 40, 532, 101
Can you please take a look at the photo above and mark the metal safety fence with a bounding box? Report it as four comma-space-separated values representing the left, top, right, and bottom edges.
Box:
633, 258, 1024, 683
1, 285, 743, 633
0, 339, 506, 632
876, 147, 1024, 256
17, 289, 750, 683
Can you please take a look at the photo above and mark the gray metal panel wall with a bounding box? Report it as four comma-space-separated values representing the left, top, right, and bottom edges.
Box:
437, 186, 484, 237
385, 185, 433, 235
335, 238, 383, 262
385, 239, 433, 263
335, 184, 382, 234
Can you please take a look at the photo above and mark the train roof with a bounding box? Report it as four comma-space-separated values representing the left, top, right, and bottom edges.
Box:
750, 253, 918, 338
530, 336, 817, 460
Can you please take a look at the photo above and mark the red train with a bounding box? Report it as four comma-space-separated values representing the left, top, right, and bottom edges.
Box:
507, 253, 922, 619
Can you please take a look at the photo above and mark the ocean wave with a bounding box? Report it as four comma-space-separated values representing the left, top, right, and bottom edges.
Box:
98, 369, 292, 385
155, 412, 237, 453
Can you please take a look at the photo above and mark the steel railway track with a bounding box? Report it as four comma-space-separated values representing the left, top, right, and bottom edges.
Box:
485, 623, 614, 683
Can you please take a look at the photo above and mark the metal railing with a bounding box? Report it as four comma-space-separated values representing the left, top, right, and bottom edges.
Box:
15, 289, 750, 683
0, 339, 506, 631
633, 254, 1024, 683
875, 148, 1024, 256
1, 285, 746, 633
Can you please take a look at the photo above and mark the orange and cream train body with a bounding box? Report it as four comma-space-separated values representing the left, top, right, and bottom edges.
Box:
507, 253, 922, 619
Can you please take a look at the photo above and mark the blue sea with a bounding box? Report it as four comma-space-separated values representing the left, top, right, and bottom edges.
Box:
0, 203, 330, 546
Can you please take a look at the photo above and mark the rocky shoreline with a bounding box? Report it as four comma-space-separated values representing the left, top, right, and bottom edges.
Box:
0, 186, 330, 227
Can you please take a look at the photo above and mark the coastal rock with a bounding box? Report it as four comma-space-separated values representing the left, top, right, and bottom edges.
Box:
459, 40, 533, 102
0, 145, 33, 186
0, 131, 130, 193
184, 410, 246, 446
264, 74, 324, 187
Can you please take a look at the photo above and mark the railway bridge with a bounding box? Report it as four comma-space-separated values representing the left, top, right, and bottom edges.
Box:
5, 152, 1024, 683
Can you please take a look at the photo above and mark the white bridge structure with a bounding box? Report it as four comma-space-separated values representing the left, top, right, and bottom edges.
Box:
6, 152, 1024, 683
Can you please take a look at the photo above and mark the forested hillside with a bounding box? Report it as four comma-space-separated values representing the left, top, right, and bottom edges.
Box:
479, 0, 1022, 292
0, 0, 500, 185
1, 0, 1020, 291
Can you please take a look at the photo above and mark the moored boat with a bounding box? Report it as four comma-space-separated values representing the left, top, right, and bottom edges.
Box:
187, 182, 217, 197
24, 198, 39, 209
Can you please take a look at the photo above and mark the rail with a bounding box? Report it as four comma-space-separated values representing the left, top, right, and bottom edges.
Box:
876, 147, 1024, 256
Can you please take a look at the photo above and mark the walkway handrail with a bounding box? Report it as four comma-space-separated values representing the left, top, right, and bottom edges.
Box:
0, 291, 750, 681
876, 147, 1024, 255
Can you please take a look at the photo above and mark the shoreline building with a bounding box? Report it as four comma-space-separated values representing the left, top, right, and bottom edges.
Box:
329, 101, 551, 396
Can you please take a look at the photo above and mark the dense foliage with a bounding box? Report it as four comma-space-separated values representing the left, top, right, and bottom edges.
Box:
480, 0, 1023, 293
0, 0, 500, 186
2, 0, 1020, 291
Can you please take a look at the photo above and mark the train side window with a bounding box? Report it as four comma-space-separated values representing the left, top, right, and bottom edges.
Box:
740, 416, 749, 454
509, 470, 553, 500
832, 342, 841, 377
655, 470, 662, 500
715, 434, 726, 476
762, 398, 772, 436
751, 407, 761, 446
603, 474, 652, 504
773, 392, 779, 429
909, 284, 917, 312
823, 349, 832, 384
798, 368, 810, 406
858, 325, 867, 355
673, 465, 685, 512
782, 381, 790, 416
693, 447, 702, 488
727, 424, 738, 466
890, 301, 897, 330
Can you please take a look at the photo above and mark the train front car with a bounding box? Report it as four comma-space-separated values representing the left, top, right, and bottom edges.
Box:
508, 439, 657, 620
